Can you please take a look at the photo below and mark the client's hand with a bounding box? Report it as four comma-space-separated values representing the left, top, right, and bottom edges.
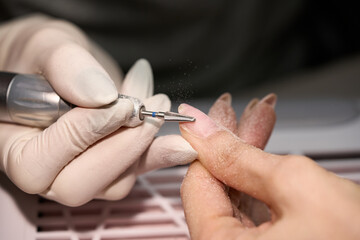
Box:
179, 95, 360, 240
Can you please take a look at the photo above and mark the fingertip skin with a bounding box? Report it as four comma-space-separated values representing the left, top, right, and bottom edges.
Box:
181, 161, 234, 239
207, 93, 276, 225
120, 58, 154, 100
204, 92, 277, 154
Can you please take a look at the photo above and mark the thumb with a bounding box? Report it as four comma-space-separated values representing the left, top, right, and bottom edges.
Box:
42, 42, 118, 107
13, 18, 118, 107
179, 103, 282, 205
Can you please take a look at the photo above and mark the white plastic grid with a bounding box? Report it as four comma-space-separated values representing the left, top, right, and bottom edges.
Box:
34, 167, 190, 240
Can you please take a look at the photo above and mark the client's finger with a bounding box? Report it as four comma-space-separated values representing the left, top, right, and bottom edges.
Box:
207, 93, 276, 224
235, 94, 276, 224
208, 93, 276, 150
238, 93, 277, 149
208, 93, 237, 133
179, 104, 281, 205
181, 161, 251, 240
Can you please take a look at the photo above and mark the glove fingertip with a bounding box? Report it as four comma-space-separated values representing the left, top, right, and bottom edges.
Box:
137, 135, 198, 175
121, 58, 154, 100
44, 43, 118, 108
144, 93, 171, 112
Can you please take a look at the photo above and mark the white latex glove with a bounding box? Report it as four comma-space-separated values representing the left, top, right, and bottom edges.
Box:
0, 14, 197, 206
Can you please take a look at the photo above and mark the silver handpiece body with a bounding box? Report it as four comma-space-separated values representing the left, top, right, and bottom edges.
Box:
0, 72, 144, 128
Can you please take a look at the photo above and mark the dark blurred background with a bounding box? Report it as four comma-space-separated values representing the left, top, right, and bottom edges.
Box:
1, 0, 360, 100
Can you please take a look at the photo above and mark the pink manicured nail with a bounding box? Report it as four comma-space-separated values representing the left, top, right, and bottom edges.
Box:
260, 93, 277, 108
243, 98, 259, 116
179, 104, 220, 138
247, 98, 259, 110
218, 92, 232, 106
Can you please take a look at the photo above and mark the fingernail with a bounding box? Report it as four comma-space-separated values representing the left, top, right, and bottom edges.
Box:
260, 93, 277, 108
179, 104, 221, 138
217, 92, 232, 106
243, 98, 259, 115
121, 59, 154, 100
248, 98, 259, 110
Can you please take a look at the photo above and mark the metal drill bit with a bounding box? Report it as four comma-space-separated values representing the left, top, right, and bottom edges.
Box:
140, 110, 196, 122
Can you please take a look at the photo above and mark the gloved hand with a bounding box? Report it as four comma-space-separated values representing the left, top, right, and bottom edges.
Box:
0, 14, 197, 206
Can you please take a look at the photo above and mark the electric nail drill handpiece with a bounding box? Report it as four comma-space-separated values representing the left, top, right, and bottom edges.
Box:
0, 72, 195, 128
